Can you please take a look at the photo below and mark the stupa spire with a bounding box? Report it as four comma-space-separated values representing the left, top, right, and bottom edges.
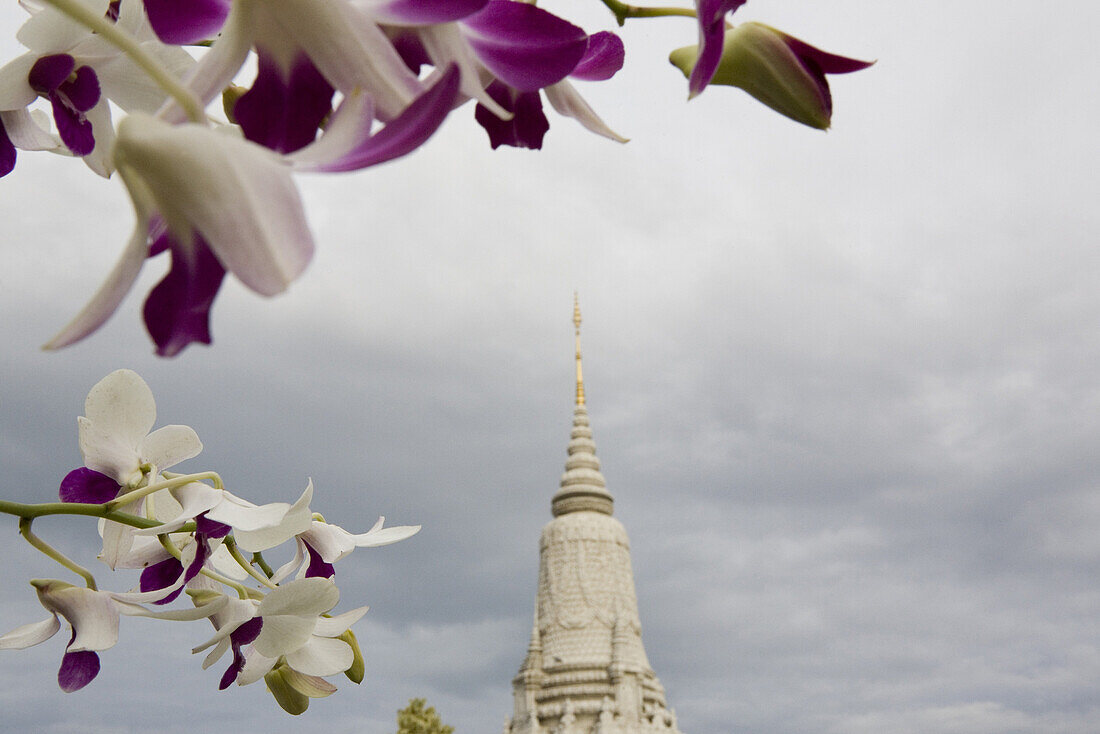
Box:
573, 292, 585, 407
552, 296, 613, 517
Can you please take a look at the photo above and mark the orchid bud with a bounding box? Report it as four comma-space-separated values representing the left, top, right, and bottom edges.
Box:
670, 22, 872, 129
339, 628, 365, 684
265, 664, 311, 715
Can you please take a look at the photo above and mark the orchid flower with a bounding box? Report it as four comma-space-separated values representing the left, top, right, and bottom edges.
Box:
194, 578, 368, 692
56, 368, 202, 567
670, 22, 874, 129
43, 113, 314, 356
272, 515, 421, 581
0, 579, 226, 691
0, 0, 195, 177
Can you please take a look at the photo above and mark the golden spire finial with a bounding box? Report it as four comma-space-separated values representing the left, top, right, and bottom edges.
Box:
573, 292, 585, 406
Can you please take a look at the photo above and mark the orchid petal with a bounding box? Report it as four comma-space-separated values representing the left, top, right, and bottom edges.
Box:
689, 0, 747, 98
58, 648, 100, 691
18, 0, 110, 52
111, 113, 314, 299
234, 51, 333, 154
81, 369, 156, 450
0, 615, 60, 649
291, 64, 459, 173
280, 667, 337, 698
257, 578, 339, 619
285, 636, 352, 677
134, 481, 220, 535
235, 647, 278, 685
0, 53, 38, 108
252, 615, 316, 658
1, 108, 60, 151
42, 215, 148, 350
143, 0, 232, 45
544, 80, 628, 143
31, 581, 119, 653
417, 23, 510, 120
143, 232, 228, 357
59, 467, 120, 504
353, 0, 488, 25
140, 424, 203, 472
461, 1, 587, 92
312, 605, 369, 637
570, 32, 624, 82
225, 481, 314, 553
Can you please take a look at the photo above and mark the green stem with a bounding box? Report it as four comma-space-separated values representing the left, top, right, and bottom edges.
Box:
0, 498, 196, 533
252, 552, 275, 579
37, 0, 207, 123
597, 0, 696, 26
106, 471, 223, 512
225, 537, 277, 589
19, 518, 98, 590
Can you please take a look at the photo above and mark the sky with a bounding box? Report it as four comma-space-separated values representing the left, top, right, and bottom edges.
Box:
1, 1, 1099, 733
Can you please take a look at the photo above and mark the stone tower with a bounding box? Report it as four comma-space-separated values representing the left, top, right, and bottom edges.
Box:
505, 297, 684, 734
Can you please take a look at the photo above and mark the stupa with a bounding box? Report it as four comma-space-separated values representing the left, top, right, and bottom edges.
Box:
504, 297, 684, 734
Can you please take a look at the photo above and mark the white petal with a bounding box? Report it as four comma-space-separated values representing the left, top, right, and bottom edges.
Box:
33, 581, 119, 652
262, 0, 422, 120
0, 615, 60, 650
141, 425, 202, 471
201, 637, 230, 669
346, 522, 421, 548
544, 80, 629, 143
99, 517, 137, 570
111, 113, 314, 298
312, 604, 369, 637
301, 521, 355, 563
79, 98, 114, 177
192, 600, 257, 654
269, 538, 307, 584
286, 89, 374, 172
133, 481, 219, 535
206, 543, 249, 580
108, 533, 173, 568
0, 53, 38, 109
0, 108, 59, 151
235, 647, 278, 686
285, 636, 352, 677
17, 0, 109, 52
257, 577, 338, 618
280, 667, 337, 697
80, 369, 155, 465
229, 481, 314, 553
252, 614, 315, 658
115, 593, 227, 620
419, 23, 511, 120
43, 214, 150, 350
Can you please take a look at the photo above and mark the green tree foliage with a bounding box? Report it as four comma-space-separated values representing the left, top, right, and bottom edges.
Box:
396, 698, 455, 734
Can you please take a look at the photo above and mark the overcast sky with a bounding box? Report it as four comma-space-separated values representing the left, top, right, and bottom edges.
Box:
2, 1, 1099, 733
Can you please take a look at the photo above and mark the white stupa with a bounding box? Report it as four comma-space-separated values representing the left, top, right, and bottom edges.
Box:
505, 297, 684, 734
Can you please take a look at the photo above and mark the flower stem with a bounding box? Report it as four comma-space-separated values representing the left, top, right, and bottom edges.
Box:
224, 537, 277, 589
37, 0, 207, 123
252, 552, 275, 579
0, 498, 196, 532
18, 518, 98, 590
597, 0, 696, 26
106, 471, 223, 512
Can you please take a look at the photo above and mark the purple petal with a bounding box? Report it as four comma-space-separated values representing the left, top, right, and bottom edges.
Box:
48, 93, 95, 156
234, 52, 334, 154
220, 617, 262, 689
195, 513, 232, 539
0, 119, 14, 178
59, 467, 121, 504
784, 35, 875, 74
364, 0, 488, 25
304, 541, 335, 579
58, 648, 100, 692
390, 31, 432, 75
689, 0, 748, 97
570, 32, 624, 82
183, 540, 209, 583
474, 80, 548, 150
143, 0, 232, 45
143, 233, 227, 358
28, 54, 75, 94
140, 556, 184, 604
302, 64, 459, 173
58, 66, 100, 113
461, 1, 588, 91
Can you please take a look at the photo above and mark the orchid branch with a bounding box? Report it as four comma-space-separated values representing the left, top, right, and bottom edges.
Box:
37, 0, 207, 123
0, 498, 196, 533
18, 517, 98, 590
224, 537, 278, 590
596, 0, 696, 26
106, 471, 224, 512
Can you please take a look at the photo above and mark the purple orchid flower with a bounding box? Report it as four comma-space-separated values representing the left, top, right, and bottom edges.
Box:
472, 28, 626, 149
670, 22, 873, 129
27, 53, 99, 155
